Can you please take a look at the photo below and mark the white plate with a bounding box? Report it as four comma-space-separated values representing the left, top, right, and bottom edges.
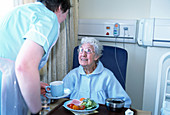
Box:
46, 88, 71, 99
63, 100, 99, 113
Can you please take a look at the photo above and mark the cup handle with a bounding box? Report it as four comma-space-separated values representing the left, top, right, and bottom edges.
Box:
45, 86, 51, 93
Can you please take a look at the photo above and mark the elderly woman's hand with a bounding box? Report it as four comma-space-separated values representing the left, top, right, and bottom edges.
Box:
40, 81, 49, 96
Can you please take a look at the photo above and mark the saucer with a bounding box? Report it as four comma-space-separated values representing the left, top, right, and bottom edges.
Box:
46, 88, 71, 99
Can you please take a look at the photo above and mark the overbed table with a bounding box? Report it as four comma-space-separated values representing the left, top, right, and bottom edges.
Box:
40, 98, 151, 115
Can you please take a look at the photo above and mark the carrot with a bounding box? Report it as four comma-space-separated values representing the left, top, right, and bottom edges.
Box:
80, 98, 85, 101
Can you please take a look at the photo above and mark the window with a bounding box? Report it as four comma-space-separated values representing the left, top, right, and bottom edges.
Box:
0, 0, 14, 17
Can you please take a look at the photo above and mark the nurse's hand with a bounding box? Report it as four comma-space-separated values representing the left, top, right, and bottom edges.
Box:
40, 81, 49, 96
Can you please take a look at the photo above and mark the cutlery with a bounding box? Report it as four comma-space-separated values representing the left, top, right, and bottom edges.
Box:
72, 110, 98, 115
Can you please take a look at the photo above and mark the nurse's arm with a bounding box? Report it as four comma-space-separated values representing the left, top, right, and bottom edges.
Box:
15, 39, 44, 114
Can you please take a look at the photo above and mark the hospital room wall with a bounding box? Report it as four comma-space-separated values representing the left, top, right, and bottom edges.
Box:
78, 0, 151, 110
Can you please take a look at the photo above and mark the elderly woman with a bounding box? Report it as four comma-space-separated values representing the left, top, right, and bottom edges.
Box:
63, 37, 131, 108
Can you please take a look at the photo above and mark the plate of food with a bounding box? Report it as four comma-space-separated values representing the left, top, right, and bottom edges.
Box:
46, 88, 71, 99
63, 98, 99, 113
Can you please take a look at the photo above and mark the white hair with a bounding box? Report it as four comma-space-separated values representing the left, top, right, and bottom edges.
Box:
80, 37, 103, 57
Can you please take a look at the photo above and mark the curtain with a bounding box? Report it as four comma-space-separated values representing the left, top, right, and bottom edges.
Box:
13, 0, 79, 84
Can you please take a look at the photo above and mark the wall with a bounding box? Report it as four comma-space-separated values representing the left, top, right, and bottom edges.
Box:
78, 0, 151, 110
150, 0, 170, 18
79, 0, 151, 20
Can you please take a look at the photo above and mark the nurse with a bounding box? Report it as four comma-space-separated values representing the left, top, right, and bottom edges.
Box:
63, 37, 132, 107
0, 0, 71, 114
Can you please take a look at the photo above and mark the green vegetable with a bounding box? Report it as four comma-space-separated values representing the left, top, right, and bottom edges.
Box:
81, 98, 97, 110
